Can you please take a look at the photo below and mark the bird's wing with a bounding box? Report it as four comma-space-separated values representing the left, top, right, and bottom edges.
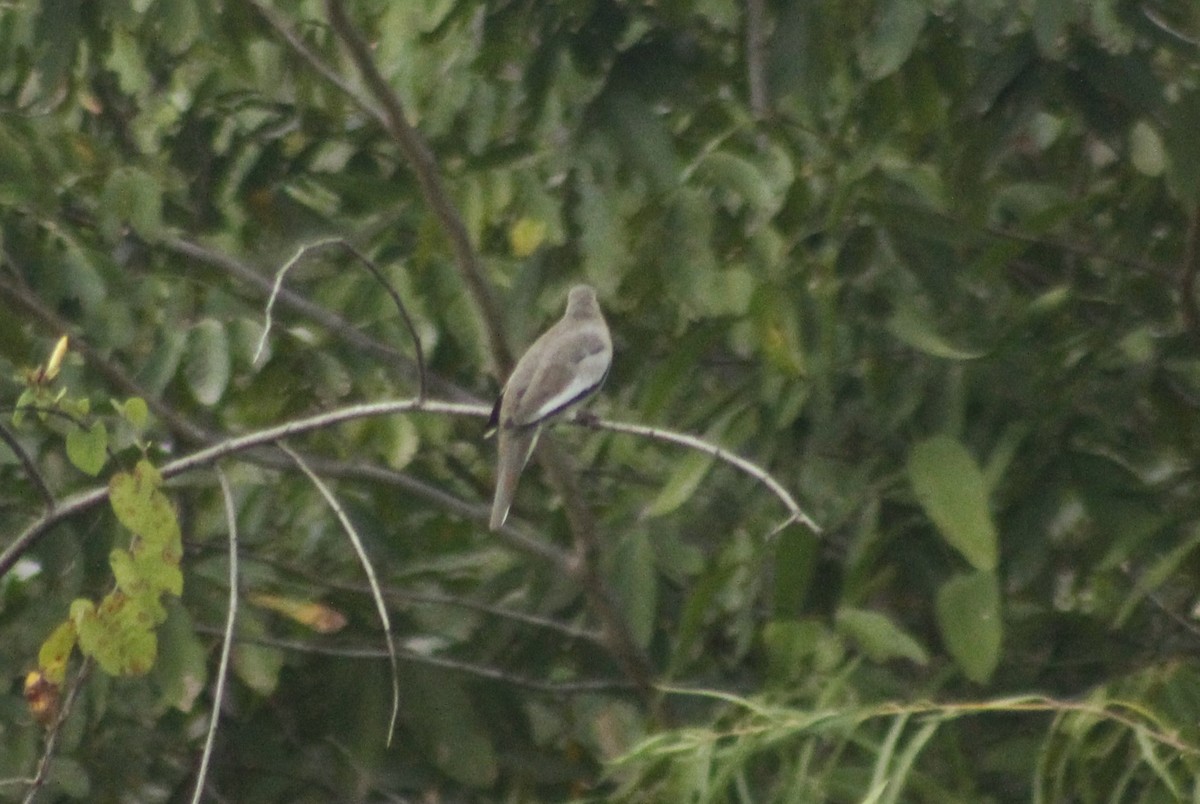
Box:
510, 328, 611, 427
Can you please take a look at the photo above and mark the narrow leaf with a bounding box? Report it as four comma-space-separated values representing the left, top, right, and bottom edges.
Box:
836, 607, 930, 665
888, 305, 985, 360
644, 450, 715, 518
184, 318, 231, 406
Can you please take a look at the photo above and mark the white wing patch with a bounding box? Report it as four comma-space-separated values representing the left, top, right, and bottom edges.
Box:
529, 347, 610, 421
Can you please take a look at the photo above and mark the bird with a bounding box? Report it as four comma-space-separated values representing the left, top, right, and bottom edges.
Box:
488, 284, 612, 531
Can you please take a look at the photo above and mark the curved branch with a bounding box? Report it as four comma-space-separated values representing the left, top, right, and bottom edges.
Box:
161, 236, 474, 402
2, 403, 818, 582
255, 237, 427, 400
191, 469, 239, 804
586, 416, 821, 534
278, 442, 400, 744
0, 399, 478, 578
0, 422, 54, 511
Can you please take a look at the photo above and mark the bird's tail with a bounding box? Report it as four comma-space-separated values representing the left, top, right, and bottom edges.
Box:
489, 428, 539, 530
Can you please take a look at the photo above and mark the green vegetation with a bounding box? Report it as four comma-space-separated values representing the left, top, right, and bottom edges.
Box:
2, 0, 1200, 800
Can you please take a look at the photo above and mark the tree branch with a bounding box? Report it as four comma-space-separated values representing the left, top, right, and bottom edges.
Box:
278, 441, 401, 744
0, 422, 54, 511
320, 0, 512, 375
584, 416, 821, 534
254, 237, 427, 400
191, 468, 239, 804
160, 236, 474, 402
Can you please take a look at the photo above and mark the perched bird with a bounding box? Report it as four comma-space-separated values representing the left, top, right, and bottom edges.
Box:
488, 285, 612, 530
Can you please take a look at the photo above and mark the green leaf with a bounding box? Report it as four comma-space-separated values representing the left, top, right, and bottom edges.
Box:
115, 396, 149, 430
1130, 120, 1166, 177
65, 420, 108, 476
888, 305, 985, 360
835, 607, 929, 666
1113, 524, 1200, 627
99, 166, 163, 241
152, 601, 208, 712
109, 460, 182, 563
38, 621, 79, 685
402, 665, 498, 788
74, 591, 159, 676
233, 642, 284, 696
184, 318, 231, 406
691, 151, 779, 218
644, 450, 716, 518
860, 0, 927, 80
908, 435, 999, 571
611, 530, 658, 649
935, 570, 1002, 683
1032, 0, 1075, 58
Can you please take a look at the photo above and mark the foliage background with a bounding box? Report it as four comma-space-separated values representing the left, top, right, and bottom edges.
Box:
2, 0, 1200, 801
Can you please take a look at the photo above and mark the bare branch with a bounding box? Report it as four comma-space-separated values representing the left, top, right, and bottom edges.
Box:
255, 237, 427, 400
23, 660, 91, 804
278, 441, 401, 745
0, 399, 584, 579
161, 236, 473, 402
0, 422, 54, 511
583, 415, 821, 534
2, 403, 817, 586
191, 468, 240, 804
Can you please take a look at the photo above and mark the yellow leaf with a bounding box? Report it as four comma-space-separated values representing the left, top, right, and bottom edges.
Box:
45, 335, 69, 381
249, 592, 348, 633
509, 217, 547, 257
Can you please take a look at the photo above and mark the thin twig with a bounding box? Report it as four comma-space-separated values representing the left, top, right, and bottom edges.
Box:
23, 660, 91, 804
254, 237, 427, 400
193, 625, 636, 695
0, 422, 54, 510
191, 468, 240, 804
277, 441, 401, 745
244, 0, 366, 104
160, 236, 474, 401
